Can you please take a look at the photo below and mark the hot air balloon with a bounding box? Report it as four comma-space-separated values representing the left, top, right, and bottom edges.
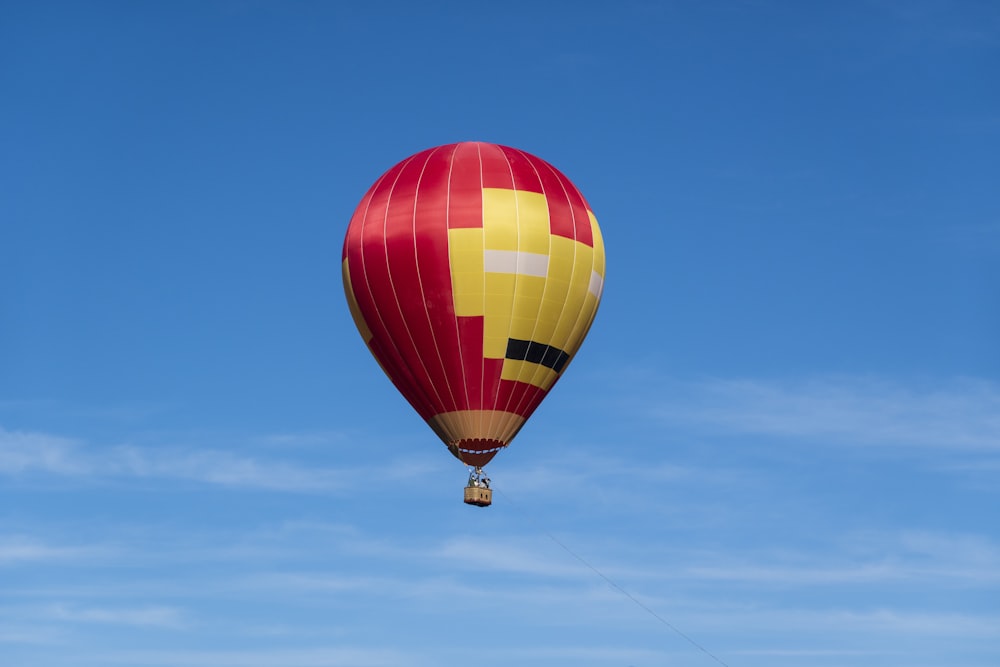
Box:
342, 142, 605, 506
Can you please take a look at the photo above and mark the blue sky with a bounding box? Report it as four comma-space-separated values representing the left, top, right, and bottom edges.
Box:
1, 1, 998, 666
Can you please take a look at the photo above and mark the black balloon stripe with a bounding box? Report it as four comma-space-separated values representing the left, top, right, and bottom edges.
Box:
505, 339, 570, 373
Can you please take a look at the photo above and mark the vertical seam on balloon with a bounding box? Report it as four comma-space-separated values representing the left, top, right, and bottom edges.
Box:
534, 160, 583, 397
475, 142, 488, 446
522, 151, 555, 398
411, 145, 460, 421
496, 146, 548, 441
354, 167, 408, 397
543, 162, 599, 385
444, 143, 474, 445
356, 160, 412, 399
484, 144, 520, 445
568, 212, 604, 384
386, 149, 450, 416
361, 154, 440, 420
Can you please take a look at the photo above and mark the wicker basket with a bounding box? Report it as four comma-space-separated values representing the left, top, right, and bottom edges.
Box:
464, 486, 492, 507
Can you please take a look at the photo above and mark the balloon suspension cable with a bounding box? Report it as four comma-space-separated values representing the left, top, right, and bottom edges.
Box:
467, 466, 491, 489
495, 486, 731, 667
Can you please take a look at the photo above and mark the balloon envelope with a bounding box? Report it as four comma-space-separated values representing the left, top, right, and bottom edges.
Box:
342, 142, 605, 466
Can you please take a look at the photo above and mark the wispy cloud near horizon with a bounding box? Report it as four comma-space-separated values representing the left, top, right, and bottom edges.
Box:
649, 376, 1000, 451
0, 535, 111, 565
46, 603, 186, 628
0, 426, 356, 492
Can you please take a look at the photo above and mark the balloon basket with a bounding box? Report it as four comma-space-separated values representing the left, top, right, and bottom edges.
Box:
464, 485, 492, 507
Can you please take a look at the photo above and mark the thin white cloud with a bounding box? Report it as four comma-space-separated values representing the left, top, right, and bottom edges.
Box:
684, 559, 1000, 586
500, 453, 698, 492
245, 571, 398, 595
580, 527, 1000, 589
434, 535, 592, 578
47, 603, 185, 628
701, 605, 1000, 639
732, 648, 901, 656
0, 428, 91, 475
0, 623, 62, 645
0, 536, 109, 565
110, 445, 349, 491
253, 431, 349, 448
652, 376, 1000, 450
491, 644, 690, 662
81, 647, 415, 667
673, 530, 1000, 587
240, 568, 634, 630
0, 426, 352, 491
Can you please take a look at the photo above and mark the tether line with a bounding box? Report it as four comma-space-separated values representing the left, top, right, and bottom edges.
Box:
495, 486, 731, 667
